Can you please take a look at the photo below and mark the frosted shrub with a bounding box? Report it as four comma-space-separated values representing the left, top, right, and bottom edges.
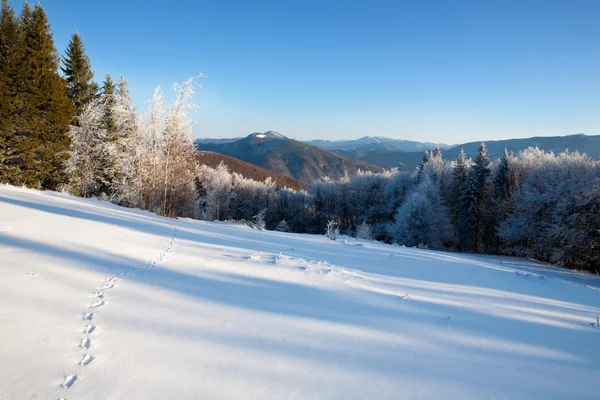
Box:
254, 208, 267, 230
276, 219, 290, 232
356, 221, 373, 240
326, 220, 339, 240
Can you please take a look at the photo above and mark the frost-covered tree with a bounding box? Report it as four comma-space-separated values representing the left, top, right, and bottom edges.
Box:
326, 220, 340, 240
66, 100, 108, 197
356, 220, 373, 240
196, 162, 233, 220
275, 219, 290, 232
254, 208, 267, 230
161, 74, 204, 217
109, 75, 144, 207
388, 173, 452, 250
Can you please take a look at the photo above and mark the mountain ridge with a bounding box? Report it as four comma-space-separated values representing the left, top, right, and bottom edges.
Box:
197, 132, 384, 183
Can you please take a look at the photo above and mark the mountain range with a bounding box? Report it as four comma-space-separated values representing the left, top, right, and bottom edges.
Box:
196, 131, 384, 183
196, 132, 600, 179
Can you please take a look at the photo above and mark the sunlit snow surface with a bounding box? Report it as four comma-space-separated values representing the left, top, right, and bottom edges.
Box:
0, 184, 599, 400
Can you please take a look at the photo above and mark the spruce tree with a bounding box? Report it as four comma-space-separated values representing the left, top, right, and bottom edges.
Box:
457, 143, 491, 252
62, 31, 97, 115
0, 0, 17, 69
417, 150, 431, 179
493, 148, 511, 202
101, 73, 117, 139
2, 3, 74, 189
451, 149, 470, 244
0, 0, 19, 179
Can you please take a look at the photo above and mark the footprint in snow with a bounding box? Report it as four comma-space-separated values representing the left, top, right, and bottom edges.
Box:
62, 374, 77, 388
92, 292, 104, 298
79, 354, 94, 366
79, 337, 91, 350
26, 272, 39, 276
84, 325, 95, 334
101, 283, 114, 290
90, 300, 104, 308
82, 312, 93, 321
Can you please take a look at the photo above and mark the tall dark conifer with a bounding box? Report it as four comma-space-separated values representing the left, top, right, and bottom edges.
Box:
2, 3, 74, 189
101, 73, 117, 139
0, 0, 19, 179
62, 31, 97, 115
457, 143, 491, 252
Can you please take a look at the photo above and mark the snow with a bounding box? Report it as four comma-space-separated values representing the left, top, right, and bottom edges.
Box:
0, 184, 599, 400
256, 134, 266, 138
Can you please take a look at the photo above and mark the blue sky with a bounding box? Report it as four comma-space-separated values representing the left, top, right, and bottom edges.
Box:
34, 0, 600, 142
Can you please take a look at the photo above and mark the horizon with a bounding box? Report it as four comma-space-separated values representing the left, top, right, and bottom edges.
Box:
31, 0, 600, 142
197, 131, 597, 147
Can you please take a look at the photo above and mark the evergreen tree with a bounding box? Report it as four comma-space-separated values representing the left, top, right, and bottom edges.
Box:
493, 148, 511, 202
0, 0, 17, 69
1, 3, 74, 189
451, 149, 470, 245
101, 73, 117, 139
417, 150, 431, 179
457, 143, 491, 252
61, 31, 97, 115
0, 0, 19, 178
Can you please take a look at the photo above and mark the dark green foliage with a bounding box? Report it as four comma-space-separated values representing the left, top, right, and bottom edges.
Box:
493, 148, 511, 202
0, 2, 74, 189
61, 31, 97, 115
0, 0, 19, 177
101, 73, 117, 139
457, 143, 491, 252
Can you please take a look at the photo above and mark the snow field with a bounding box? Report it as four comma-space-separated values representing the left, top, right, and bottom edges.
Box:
0, 184, 599, 399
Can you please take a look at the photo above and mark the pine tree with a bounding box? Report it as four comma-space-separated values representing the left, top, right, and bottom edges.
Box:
61, 31, 97, 115
1, 3, 74, 189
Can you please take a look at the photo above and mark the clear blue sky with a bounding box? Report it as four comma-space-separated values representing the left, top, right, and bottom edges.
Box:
34, 0, 600, 142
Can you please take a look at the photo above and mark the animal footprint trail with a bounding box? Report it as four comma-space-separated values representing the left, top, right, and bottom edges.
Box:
62, 374, 77, 388
79, 354, 94, 366
79, 338, 91, 350
59, 221, 178, 392
90, 300, 104, 308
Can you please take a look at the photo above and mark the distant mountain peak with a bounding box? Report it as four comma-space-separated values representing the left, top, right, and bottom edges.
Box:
249, 131, 286, 140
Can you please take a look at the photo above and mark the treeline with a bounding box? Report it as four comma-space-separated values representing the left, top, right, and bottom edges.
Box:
1, 1, 598, 274
196, 146, 600, 274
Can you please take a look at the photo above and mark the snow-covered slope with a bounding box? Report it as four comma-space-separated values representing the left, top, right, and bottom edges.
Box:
1, 185, 599, 400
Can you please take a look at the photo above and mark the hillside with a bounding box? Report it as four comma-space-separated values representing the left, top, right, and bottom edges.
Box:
338, 133, 600, 170
196, 151, 307, 191
1, 185, 600, 399
199, 131, 384, 183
